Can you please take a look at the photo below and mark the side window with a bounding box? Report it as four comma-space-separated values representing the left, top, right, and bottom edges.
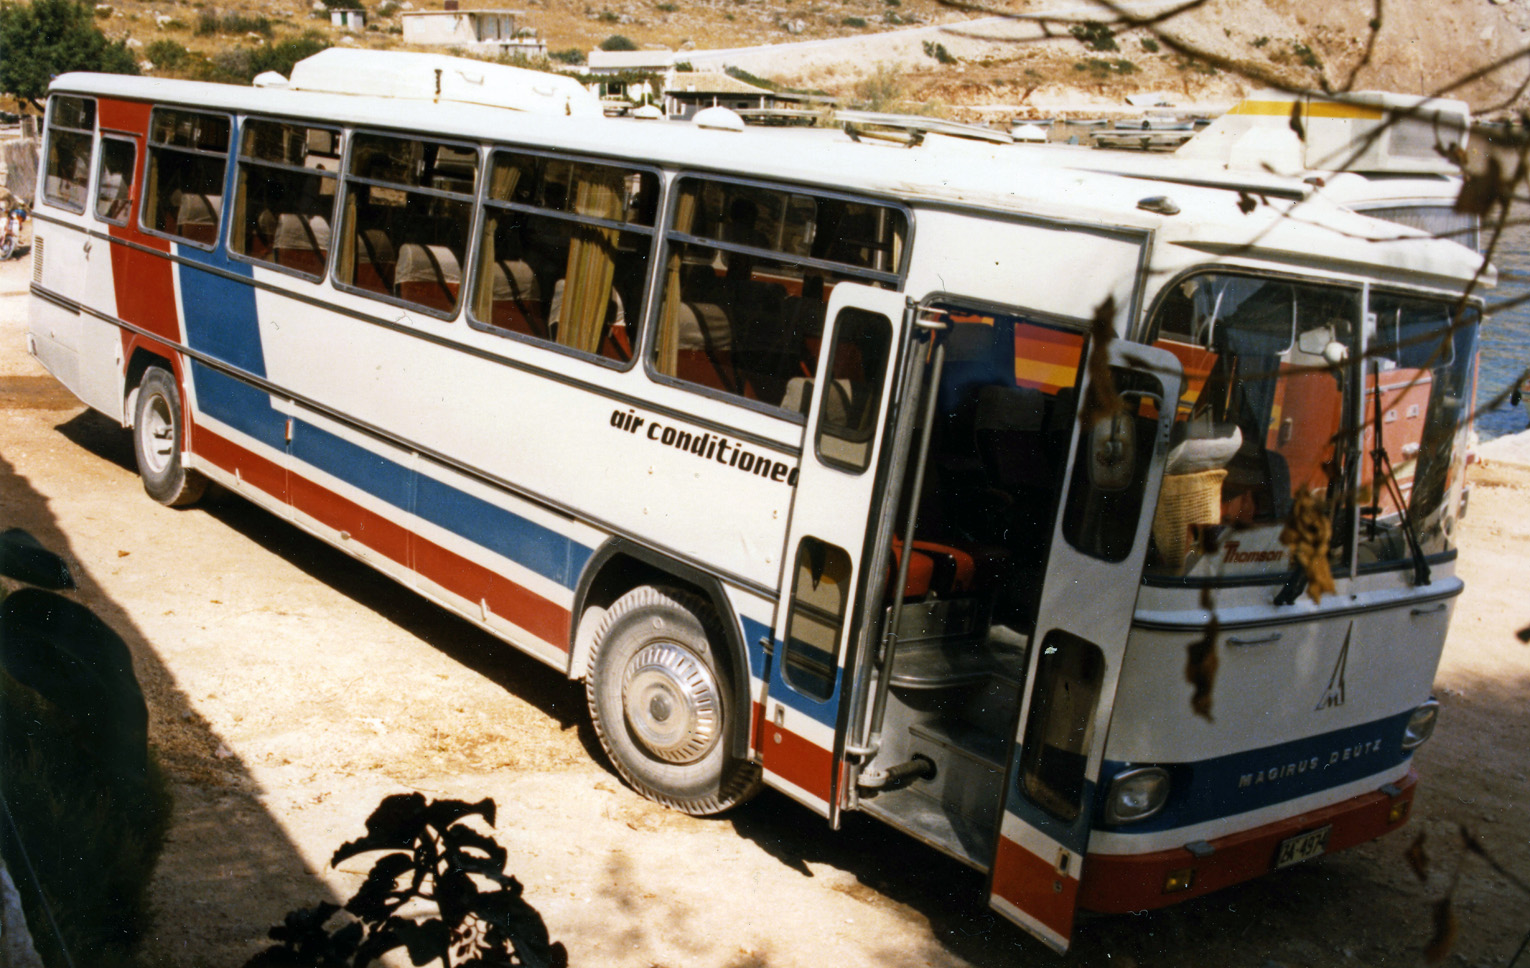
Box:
468, 150, 657, 362
336, 132, 478, 317
93, 137, 137, 225
143, 109, 231, 247
814, 307, 892, 473
651, 177, 906, 412
43, 95, 96, 213
231, 119, 340, 279
781, 537, 853, 701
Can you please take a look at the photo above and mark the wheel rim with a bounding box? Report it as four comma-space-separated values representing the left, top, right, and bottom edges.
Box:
141, 392, 175, 476
620, 640, 721, 764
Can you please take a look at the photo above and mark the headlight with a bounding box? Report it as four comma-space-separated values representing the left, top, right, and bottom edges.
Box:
1104, 766, 1170, 824
1401, 699, 1440, 751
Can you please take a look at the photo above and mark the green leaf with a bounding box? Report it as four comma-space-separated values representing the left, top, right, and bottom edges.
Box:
0, 529, 74, 589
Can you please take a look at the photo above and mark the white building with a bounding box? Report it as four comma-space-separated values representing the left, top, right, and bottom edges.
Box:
401, 6, 546, 58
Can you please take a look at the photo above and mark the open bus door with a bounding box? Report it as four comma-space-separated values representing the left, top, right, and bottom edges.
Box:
987, 339, 1182, 952
759, 283, 912, 821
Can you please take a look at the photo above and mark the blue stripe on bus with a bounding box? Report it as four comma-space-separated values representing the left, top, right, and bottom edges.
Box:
1096, 709, 1415, 833
745, 616, 842, 728
178, 244, 266, 378
172, 253, 591, 591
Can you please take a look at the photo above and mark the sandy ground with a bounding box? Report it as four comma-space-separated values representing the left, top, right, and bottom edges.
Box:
1, 250, 1528, 967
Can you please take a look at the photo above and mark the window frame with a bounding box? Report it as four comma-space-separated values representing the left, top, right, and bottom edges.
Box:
138, 106, 235, 252
645, 171, 913, 418
330, 126, 483, 321
226, 115, 344, 283
463, 144, 663, 371
42, 94, 97, 215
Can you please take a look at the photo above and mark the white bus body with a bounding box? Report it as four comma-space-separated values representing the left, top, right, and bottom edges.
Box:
26, 53, 1486, 952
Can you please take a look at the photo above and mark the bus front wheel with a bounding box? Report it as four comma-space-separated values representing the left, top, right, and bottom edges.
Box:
586, 585, 761, 816
132, 367, 206, 507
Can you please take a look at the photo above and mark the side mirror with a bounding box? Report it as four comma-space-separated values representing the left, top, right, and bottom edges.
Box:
1088, 411, 1137, 492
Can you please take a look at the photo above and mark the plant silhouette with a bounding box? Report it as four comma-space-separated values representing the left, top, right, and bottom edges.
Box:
246, 793, 567, 968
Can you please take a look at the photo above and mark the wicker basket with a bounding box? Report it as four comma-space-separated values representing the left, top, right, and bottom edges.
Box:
1153, 469, 1227, 568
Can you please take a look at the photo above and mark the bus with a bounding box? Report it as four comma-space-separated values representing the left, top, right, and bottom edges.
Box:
26, 49, 1485, 952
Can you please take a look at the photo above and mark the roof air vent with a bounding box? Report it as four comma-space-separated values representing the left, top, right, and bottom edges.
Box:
693, 106, 745, 132
1138, 195, 1180, 216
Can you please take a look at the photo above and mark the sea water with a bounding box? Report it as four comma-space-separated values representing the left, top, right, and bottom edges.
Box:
1478, 220, 1530, 441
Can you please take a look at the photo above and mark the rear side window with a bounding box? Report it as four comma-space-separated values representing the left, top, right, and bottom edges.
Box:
231, 119, 341, 280
336, 132, 479, 317
93, 137, 137, 225
43, 95, 96, 213
143, 109, 231, 247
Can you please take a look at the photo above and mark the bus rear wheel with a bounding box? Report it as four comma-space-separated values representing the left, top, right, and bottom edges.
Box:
132, 366, 206, 507
586, 585, 761, 816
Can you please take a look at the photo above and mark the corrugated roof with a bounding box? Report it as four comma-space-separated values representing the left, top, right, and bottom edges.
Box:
667, 72, 772, 96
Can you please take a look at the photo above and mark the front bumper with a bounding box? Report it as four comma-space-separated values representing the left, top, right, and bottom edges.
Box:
1078, 769, 1416, 913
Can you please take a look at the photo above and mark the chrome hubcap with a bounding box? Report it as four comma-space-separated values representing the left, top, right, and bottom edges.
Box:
142, 395, 174, 475
621, 641, 720, 764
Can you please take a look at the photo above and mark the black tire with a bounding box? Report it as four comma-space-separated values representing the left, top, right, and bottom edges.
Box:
132, 367, 206, 507
586, 585, 762, 816
0, 234, 14, 261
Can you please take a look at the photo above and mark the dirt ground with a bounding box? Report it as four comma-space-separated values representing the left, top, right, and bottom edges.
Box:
1, 250, 1527, 968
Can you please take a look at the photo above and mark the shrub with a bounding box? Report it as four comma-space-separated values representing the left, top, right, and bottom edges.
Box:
195, 9, 274, 37
144, 36, 191, 70
842, 16, 866, 27
599, 33, 636, 51
1140, 36, 1159, 53
655, 1, 678, 10
1069, 20, 1117, 52
549, 47, 585, 64
597, 9, 619, 22
375, 0, 399, 16
923, 40, 956, 64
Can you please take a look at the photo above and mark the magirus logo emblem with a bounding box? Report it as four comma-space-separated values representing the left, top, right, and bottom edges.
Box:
1315, 624, 1352, 711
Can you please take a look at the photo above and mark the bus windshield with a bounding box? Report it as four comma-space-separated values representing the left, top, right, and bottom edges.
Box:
1147, 273, 1477, 582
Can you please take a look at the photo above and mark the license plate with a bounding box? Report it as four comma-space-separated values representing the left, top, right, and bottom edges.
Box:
1274, 825, 1331, 869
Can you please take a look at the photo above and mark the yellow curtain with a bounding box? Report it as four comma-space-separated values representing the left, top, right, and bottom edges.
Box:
473, 162, 523, 321
337, 188, 357, 285
560, 166, 622, 354
656, 185, 698, 376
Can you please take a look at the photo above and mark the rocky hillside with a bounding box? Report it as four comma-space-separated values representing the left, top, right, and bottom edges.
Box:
81, 0, 1530, 116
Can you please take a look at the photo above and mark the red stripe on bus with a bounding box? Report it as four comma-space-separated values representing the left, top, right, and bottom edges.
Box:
991, 835, 1078, 942
412, 539, 570, 648
753, 701, 835, 803
1078, 769, 1417, 913
194, 427, 571, 650
195, 425, 287, 502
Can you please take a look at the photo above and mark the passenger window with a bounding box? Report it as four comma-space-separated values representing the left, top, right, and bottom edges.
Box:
652, 177, 907, 412
1019, 631, 1103, 821
814, 307, 892, 473
336, 133, 478, 317
143, 109, 231, 247
231, 119, 340, 280
782, 537, 853, 701
43, 95, 96, 214
93, 137, 136, 225
468, 150, 657, 362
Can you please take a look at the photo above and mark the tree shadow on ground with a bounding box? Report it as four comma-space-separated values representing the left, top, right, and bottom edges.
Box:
2, 424, 342, 966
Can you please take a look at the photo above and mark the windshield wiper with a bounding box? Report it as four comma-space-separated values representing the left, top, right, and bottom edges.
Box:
1363, 362, 1431, 587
